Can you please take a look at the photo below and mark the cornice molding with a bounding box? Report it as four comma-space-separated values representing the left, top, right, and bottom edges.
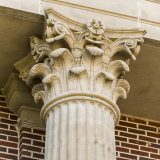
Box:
44, 7, 146, 38
145, 0, 160, 4
43, 0, 160, 28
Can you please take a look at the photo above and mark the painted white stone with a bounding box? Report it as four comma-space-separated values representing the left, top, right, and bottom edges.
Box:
0, 0, 41, 14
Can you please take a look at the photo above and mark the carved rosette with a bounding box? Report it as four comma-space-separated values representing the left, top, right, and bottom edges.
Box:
19, 17, 144, 160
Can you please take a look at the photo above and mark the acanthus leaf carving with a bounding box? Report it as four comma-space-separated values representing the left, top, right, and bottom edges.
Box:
107, 60, 129, 78
112, 87, 127, 103
32, 83, 44, 96
51, 48, 74, 92
16, 17, 144, 104
26, 63, 51, 86
34, 91, 46, 104
68, 67, 89, 91
42, 74, 62, 100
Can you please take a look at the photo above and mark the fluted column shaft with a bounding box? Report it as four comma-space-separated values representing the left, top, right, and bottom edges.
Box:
41, 92, 120, 160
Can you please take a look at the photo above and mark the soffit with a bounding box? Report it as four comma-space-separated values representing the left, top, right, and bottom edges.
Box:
0, 6, 44, 89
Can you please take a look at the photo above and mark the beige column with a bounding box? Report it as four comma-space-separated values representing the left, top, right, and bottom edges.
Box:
14, 9, 145, 160
41, 92, 119, 160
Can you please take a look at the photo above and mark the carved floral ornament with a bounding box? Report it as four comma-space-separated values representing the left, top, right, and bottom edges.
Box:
23, 18, 144, 105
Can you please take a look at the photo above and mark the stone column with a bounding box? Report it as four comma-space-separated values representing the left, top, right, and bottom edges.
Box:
16, 14, 144, 160
41, 92, 119, 160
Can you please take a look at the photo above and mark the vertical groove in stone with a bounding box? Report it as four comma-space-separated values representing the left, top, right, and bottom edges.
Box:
86, 101, 90, 160
68, 101, 78, 160
49, 110, 54, 160
78, 101, 87, 160
45, 100, 116, 160
89, 102, 96, 160
45, 115, 49, 160
53, 106, 61, 160
97, 104, 104, 160
60, 103, 68, 160
104, 108, 111, 160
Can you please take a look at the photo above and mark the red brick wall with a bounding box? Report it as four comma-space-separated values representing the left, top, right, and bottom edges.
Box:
0, 91, 18, 160
116, 115, 160, 160
20, 127, 45, 160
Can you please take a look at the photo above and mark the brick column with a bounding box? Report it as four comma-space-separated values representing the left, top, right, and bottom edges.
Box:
18, 106, 45, 160
0, 91, 18, 160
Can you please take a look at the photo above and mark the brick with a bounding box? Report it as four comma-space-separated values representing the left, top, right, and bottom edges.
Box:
119, 121, 137, 128
20, 151, 31, 157
128, 128, 145, 135
8, 136, 18, 142
33, 140, 45, 147
1, 118, 17, 125
21, 133, 41, 140
10, 114, 17, 120
115, 131, 118, 135
139, 135, 156, 143
150, 153, 160, 159
21, 157, 37, 160
0, 129, 17, 136
20, 127, 31, 134
20, 138, 31, 147
20, 145, 41, 152
0, 102, 7, 107
139, 125, 156, 132
0, 97, 5, 101
150, 143, 160, 149
131, 149, 149, 157
128, 117, 146, 124
33, 153, 44, 159
0, 146, 7, 152
0, 123, 8, 129
120, 116, 127, 121
139, 157, 153, 160
140, 146, 158, 153
116, 141, 119, 145
0, 140, 17, 148
115, 136, 127, 142
120, 132, 137, 139
148, 121, 160, 127
10, 125, 16, 130
117, 158, 128, 160
0, 153, 17, 160
116, 146, 129, 153
0, 113, 8, 118
8, 148, 18, 154
0, 107, 12, 114
129, 139, 146, 146
0, 135, 7, 140
120, 153, 137, 159
115, 126, 127, 132
121, 142, 139, 150
33, 129, 45, 135
147, 131, 160, 138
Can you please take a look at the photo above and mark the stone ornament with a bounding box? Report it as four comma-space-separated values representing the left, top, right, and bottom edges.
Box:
26, 19, 143, 106
15, 12, 145, 160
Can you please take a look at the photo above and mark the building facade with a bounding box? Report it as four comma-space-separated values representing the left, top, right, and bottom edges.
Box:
1, 0, 160, 160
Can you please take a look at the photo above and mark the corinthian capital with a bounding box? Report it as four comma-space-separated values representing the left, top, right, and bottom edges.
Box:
22, 18, 144, 106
